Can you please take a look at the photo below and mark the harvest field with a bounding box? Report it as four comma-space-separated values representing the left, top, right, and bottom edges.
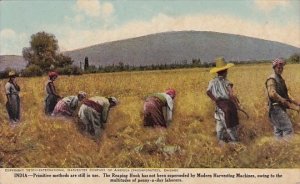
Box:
0, 63, 300, 168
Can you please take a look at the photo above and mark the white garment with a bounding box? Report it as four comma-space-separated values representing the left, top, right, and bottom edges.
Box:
207, 76, 231, 100
5, 82, 19, 95
62, 96, 79, 111
160, 93, 173, 121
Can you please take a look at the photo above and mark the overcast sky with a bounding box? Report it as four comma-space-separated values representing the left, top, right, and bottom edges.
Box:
0, 0, 299, 55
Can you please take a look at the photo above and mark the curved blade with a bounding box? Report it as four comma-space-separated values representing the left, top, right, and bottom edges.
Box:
238, 109, 249, 119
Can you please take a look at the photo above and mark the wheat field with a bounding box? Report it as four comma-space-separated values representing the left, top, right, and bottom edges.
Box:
0, 63, 299, 168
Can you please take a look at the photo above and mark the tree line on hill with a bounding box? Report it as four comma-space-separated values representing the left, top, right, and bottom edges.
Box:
0, 31, 299, 79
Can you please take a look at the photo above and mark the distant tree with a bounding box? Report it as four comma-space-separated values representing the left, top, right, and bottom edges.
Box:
84, 57, 89, 70
118, 62, 124, 71
54, 53, 73, 68
84, 65, 97, 73
54, 65, 82, 76
22, 31, 73, 73
21, 64, 43, 77
192, 58, 201, 66
288, 54, 300, 64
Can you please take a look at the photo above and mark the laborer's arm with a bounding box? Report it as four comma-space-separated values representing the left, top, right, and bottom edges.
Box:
227, 85, 241, 110
166, 106, 172, 122
101, 103, 109, 123
5, 84, 11, 102
165, 95, 174, 122
206, 90, 217, 102
162, 106, 168, 122
69, 97, 78, 111
266, 79, 291, 107
14, 84, 20, 92
49, 83, 61, 98
206, 81, 217, 102
12, 78, 20, 91
288, 93, 300, 106
6, 94, 10, 102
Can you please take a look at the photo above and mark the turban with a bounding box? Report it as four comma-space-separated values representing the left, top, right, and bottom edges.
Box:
166, 89, 176, 98
272, 58, 285, 68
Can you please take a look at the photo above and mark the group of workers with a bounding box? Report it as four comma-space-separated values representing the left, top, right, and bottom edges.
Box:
4, 57, 300, 144
44, 71, 119, 138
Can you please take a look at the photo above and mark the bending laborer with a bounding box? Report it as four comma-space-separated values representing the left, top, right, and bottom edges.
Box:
78, 96, 118, 138
265, 58, 300, 140
45, 71, 61, 115
52, 91, 87, 117
143, 89, 176, 128
5, 71, 21, 124
207, 57, 240, 144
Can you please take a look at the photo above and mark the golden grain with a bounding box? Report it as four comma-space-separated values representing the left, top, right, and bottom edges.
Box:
0, 64, 299, 168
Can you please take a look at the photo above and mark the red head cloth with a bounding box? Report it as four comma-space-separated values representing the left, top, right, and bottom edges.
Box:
48, 71, 58, 79
272, 58, 285, 68
166, 89, 176, 98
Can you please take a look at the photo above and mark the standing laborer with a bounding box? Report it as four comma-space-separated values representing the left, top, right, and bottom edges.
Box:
78, 96, 118, 138
52, 91, 87, 117
5, 71, 21, 124
143, 89, 176, 128
265, 58, 300, 140
45, 71, 61, 115
207, 57, 240, 144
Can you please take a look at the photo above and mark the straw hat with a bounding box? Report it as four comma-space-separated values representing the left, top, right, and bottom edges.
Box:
8, 71, 17, 78
209, 57, 234, 74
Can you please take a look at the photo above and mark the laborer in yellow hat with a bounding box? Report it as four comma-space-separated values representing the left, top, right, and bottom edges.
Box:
206, 57, 240, 146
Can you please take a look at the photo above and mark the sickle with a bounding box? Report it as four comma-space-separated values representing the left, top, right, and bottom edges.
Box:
238, 108, 250, 119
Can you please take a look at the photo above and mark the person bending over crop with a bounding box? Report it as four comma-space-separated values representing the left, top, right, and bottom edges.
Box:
143, 89, 176, 128
52, 91, 87, 117
78, 96, 118, 138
